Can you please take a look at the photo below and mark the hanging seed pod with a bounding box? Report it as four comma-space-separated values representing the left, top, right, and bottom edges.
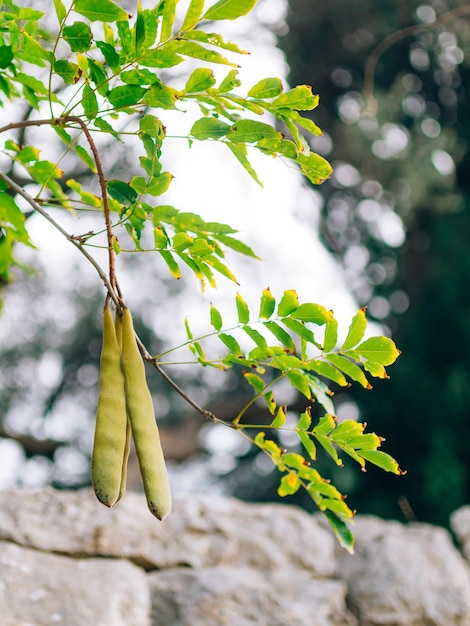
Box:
91, 305, 128, 507
121, 306, 172, 520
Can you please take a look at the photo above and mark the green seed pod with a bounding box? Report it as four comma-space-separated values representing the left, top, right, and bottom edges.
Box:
91, 305, 128, 507
114, 310, 131, 504
121, 306, 172, 520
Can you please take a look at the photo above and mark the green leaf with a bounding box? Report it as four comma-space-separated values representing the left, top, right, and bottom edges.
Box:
309, 360, 348, 387
74, 145, 97, 172
298, 431, 316, 460
108, 85, 146, 108
143, 82, 179, 109
160, 0, 177, 42
96, 41, 121, 72
248, 77, 283, 99
183, 30, 249, 54
74, 0, 129, 22
271, 85, 319, 110
219, 333, 242, 355
164, 39, 237, 66
271, 405, 286, 428
210, 303, 223, 331
287, 370, 311, 399
228, 119, 282, 143
106, 180, 138, 206
236, 292, 250, 324
243, 325, 268, 350
218, 69, 241, 92
363, 360, 389, 379
214, 234, 259, 258
288, 110, 322, 137
263, 321, 295, 352
185, 68, 217, 93
326, 354, 371, 389
259, 287, 275, 320
296, 408, 312, 431
133, 2, 148, 57
356, 336, 401, 366
324, 512, 355, 554
278, 473, 301, 496
87, 59, 109, 96
191, 117, 231, 140
181, 0, 205, 32
277, 290, 299, 317
256, 137, 298, 159
18, 8, 45, 20
290, 302, 331, 325
63, 22, 93, 52
154, 226, 169, 248
205, 254, 237, 282
117, 20, 135, 61
323, 317, 338, 352
342, 307, 367, 351
139, 49, 183, 68
309, 378, 335, 415
296, 152, 333, 185
360, 450, 402, 474
53, 0, 67, 23
243, 371, 264, 394
160, 250, 181, 279
0, 192, 34, 246
282, 318, 319, 347
54, 60, 80, 85
81, 83, 99, 118
146, 172, 173, 196
0, 45, 13, 69
203, 0, 258, 21
225, 143, 263, 186
172, 232, 193, 251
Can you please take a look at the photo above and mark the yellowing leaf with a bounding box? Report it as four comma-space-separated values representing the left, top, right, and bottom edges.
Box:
356, 336, 401, 366
342, 308, 367, 351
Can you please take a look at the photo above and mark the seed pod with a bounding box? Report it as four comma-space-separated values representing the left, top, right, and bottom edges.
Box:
114, 310, 131, 504
92, 305, 129, 507
121, 306, 172, 520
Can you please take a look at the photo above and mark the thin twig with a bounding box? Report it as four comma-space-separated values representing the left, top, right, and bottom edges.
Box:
0, 171, 120, 307
136, 334, 218, 421
60, 115, 118, 295
364, 4, 470, 113
0, 118, 59, 135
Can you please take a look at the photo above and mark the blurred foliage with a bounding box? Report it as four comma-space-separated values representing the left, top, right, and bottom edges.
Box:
265, 0, 470, 526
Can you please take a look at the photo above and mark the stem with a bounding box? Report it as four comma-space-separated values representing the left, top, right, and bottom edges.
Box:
136, 335, 218, 422
60, 115, 118, 294
0, 171, 120, 307
363, 4, 470, 113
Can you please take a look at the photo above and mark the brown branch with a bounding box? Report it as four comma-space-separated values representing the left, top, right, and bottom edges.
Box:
0, 118, 59, 135
364, 4, 470, 113
60, 115, 119, 297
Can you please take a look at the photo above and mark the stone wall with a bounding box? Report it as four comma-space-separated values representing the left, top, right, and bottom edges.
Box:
1, 487, 470, 625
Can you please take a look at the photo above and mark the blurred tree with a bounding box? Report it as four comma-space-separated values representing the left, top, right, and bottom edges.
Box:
273, 0, 470, 526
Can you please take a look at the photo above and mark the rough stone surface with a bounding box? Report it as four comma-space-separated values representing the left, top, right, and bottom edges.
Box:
0, 486, 336, 576
0, 540, 151, 626
335, 516, 470, 626
452, 506, 470, 563
148, 567, 356, 626
1, 487, 470, 626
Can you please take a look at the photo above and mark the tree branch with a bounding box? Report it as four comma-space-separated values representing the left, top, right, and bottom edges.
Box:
0, 171, 120, 307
